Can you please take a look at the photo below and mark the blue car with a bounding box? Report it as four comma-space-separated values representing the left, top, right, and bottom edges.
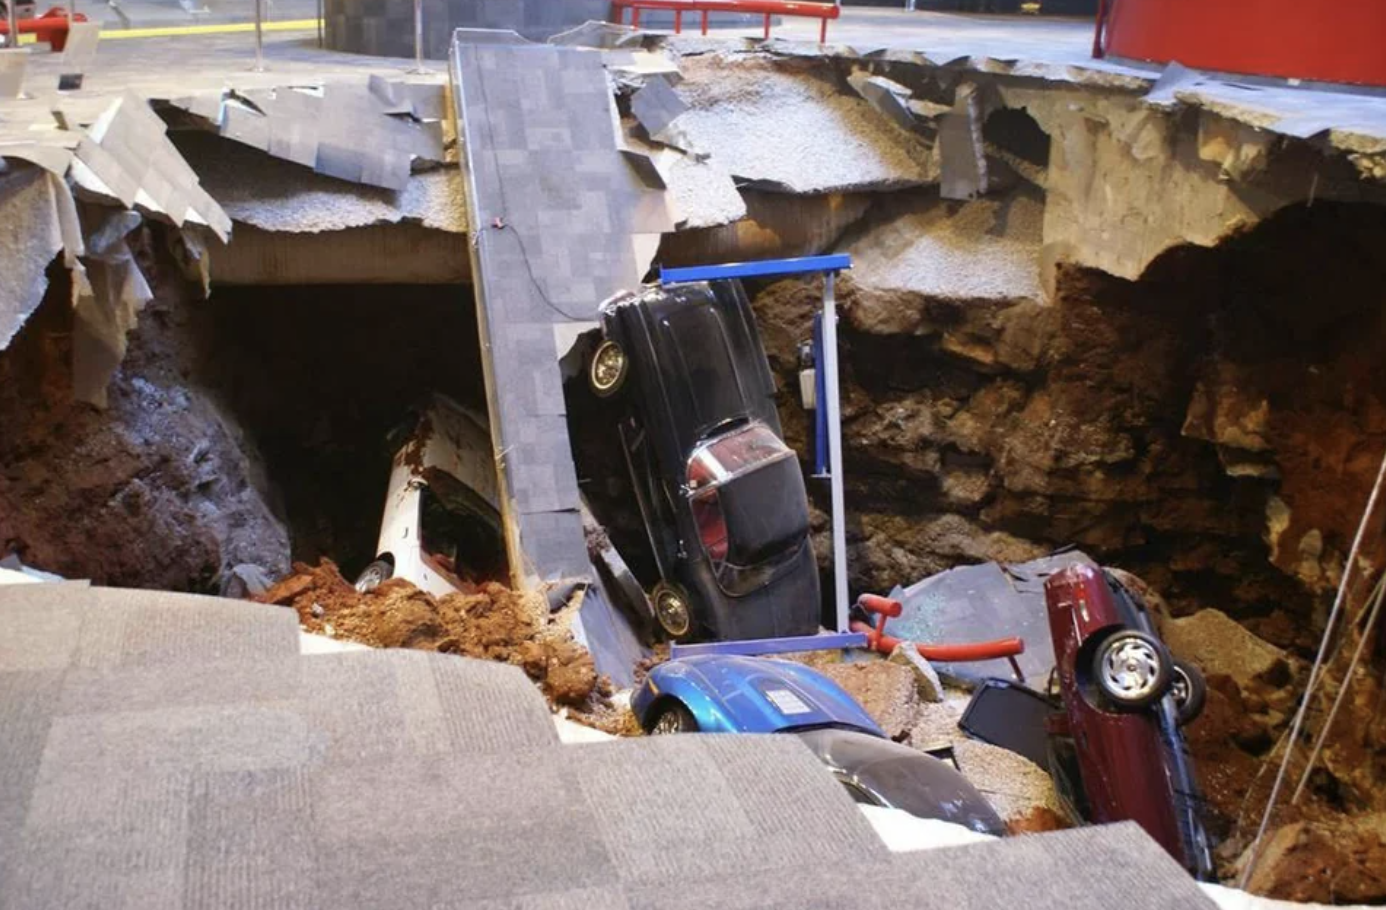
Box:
633, 655, 1006, 836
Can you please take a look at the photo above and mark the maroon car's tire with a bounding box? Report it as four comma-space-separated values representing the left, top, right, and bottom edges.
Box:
1092, 629, 1172, 710
1171, 660, 1207, 726
649, 701, 698, 735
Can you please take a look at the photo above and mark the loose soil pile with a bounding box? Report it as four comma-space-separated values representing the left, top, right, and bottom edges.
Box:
259, 559, 601, 707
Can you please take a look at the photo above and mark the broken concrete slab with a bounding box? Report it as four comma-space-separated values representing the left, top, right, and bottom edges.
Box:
549, 20, 644, 50
672, 52, 932, 194
175, 132, 468, 235
621, 126, 744, 230
846, 70, 915, 133
939, 82, 987, 201
58, 21, 101, 81
844, 186, 1044, 304
660, 190, 869, 266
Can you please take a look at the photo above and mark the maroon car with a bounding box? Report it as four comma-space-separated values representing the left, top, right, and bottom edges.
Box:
1044, 564, 1212, 878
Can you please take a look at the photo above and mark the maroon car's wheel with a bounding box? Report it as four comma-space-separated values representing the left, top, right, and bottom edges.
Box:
1170, 660, 1207, 725
1092, 630, 1172, 709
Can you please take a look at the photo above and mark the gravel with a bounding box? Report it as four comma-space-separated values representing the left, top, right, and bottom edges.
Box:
845, 186, 1045, 302
670, 52, 933, 194
176, 132, 468, 234
909, 689, 1064, 824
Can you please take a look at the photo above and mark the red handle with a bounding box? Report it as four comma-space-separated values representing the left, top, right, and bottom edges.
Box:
856, 593, 902, 618
917, 638, 1025, 662
849, 620, 1025, 662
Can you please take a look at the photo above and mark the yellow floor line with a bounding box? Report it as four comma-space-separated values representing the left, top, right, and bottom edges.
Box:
100, 18, 320, 38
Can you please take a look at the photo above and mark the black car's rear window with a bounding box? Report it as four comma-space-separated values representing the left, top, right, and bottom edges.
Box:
660, 305, 746, 429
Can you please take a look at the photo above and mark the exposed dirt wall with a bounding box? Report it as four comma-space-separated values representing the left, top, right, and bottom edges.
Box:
754, 201, 1386, 639
0, 240, 290, 591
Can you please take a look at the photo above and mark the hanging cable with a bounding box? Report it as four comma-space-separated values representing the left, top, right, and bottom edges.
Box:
1291, 570, 1386, 803
1239, 443, 1386, 889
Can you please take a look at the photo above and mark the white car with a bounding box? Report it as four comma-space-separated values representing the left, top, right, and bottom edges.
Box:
354, 394, 508, 597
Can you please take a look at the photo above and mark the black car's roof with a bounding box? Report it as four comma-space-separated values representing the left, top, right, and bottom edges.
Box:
603, 279, 779, 457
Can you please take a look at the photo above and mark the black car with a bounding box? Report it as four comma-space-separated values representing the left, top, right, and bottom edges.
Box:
588, 279, 819, 642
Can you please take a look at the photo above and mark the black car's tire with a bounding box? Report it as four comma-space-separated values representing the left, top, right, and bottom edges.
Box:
589, 339, 629, 398
1092, 629, 1172, 709
651, 580, 693, 640
649, 701, 699, 735
1170, 660, 1207, 726
354, 559, 394, 593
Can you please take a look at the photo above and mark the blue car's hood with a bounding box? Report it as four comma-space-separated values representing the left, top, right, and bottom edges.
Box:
640, 655, 885, 736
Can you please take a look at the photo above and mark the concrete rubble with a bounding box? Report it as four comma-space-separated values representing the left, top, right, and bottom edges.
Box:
669, 52, 934, 193
1161, 609, 1293, 693
844, 186, 1045, 304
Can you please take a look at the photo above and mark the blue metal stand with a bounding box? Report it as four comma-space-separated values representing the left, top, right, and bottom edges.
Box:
661, 253, 854, 635
659, 254, 852, 286
670, 632, 867, 660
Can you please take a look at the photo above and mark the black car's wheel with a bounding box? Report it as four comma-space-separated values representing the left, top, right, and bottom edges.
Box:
354, 559, 394, 593
1170, 659, 1207, 726
589, 339, 629, 398
1092, 629, 1172, 709
649, 701, 698, 735
651, 581, 693, 639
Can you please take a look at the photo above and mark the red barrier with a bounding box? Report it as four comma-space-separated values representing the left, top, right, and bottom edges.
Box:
609, 0, 839, 44
0, 8, 87, 52
1094, 0, 1386, 89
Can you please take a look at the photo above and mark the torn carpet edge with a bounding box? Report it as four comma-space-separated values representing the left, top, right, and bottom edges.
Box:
71, 208, 154, 408
168, 81, 449, 193
0, 165, 83, 351
71, 92, 232, 241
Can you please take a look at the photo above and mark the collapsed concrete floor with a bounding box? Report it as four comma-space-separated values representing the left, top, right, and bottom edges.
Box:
3, 21, 1386, 904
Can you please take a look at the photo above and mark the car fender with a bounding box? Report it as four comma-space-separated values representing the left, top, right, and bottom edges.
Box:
634, 662, 740, 733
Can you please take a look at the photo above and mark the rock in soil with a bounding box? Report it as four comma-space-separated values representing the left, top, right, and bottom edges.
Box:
887, 642, 944, 703
1243, 814, 1386, 904
908, 690, 1067, 829
1162, 608, 1292, 692
259, 559, 603, 707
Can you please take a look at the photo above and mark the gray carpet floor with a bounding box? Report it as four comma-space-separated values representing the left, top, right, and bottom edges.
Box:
0, 583, 1216, 909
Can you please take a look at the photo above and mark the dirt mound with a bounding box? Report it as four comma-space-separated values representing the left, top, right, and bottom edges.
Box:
259, 559, 601, 706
